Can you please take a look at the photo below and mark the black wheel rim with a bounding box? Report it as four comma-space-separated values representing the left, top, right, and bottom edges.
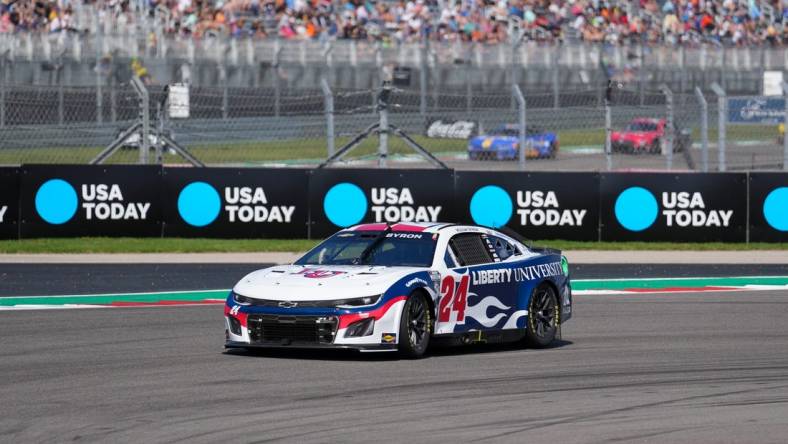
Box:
531, 288, 556, 338
408, 297, 428, 347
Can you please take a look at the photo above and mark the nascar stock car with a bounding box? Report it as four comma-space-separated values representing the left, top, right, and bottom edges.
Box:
611, 118, 691, 154
225, 223, 572, 358
468, 124, 559, 160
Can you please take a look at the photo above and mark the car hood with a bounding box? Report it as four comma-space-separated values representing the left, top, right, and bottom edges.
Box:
232, 264, 426, 301
612, 131, 658, 143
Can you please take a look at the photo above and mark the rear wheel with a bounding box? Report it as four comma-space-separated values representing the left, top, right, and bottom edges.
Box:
398, 293, 431, 359
525, 284, 559, 348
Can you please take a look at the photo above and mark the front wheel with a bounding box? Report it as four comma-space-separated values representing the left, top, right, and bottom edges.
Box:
398, 293, 431, 359
525, 284, 559, 348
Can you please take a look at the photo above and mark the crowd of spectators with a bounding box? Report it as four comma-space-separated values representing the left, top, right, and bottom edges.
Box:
1, 0, 785, 46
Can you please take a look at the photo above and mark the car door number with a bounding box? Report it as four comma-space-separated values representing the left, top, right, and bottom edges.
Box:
438, 275, 469, 323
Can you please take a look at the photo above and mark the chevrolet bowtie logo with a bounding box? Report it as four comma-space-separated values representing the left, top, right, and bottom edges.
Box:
278, 301, 298, 308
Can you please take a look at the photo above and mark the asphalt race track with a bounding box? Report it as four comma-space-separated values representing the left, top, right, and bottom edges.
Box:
1, 268, 788, 442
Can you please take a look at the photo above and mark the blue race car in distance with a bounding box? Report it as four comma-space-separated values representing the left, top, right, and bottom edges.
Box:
468, 124, 559, 160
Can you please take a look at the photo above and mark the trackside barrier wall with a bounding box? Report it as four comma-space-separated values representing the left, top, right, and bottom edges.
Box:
3, 166, 787, 243
0, 167, 19, 239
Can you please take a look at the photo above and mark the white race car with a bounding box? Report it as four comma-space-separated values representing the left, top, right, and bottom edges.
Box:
224, 222, 572, 358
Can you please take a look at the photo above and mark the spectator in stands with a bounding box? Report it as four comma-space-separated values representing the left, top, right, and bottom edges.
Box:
0, 0, 784, 47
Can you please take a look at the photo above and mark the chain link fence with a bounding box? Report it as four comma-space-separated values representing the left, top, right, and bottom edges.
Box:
0, 75, 786, 171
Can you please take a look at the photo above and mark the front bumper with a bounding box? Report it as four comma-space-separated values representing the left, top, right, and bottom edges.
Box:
224, 296, 406, 351
224, 340, 398, 352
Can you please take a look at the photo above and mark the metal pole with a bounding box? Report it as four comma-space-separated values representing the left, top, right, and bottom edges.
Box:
0, 52, 5, 128
95, 8, 103, 124
420, 40, 427, 118
639, 46, 646, 106
711, 82, 726, 171
132, 76, 150, 165
605, 80, 612, 172
273, 39, 281, 117
110, 66, 117, 122
783, 82, 788, 171
221, 49, 228, 120
552, 45, 560, 109
661, 84, 673, 170
695, 87, 709, 172
321, 77, 335, 158
513, 84, 527, 170
379, 106, 388, 168
57, 57, 64, 126
465, 58, 472, 116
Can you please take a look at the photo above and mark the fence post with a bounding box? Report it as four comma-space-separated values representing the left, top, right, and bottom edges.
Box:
783, 82, 788, 171
604, 81, 612, 171
512, 84, 527, 170
95, 8, 103, 124
465, 57, 472, 116
0, 51, 5, 128
221, 48, 228, 120
660, 84, 673, 170
419, 39, 428, 119
320, 77, 335, 158
710, 82, 726, 171
695, 86, 709, 172
273, 38, 281, 118
130, 76, 150, 165
552, 44, 560, 109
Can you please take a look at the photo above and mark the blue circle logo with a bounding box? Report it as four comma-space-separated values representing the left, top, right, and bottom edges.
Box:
470, 185, 512, 228
614, 186, 658, 231
324, 182, 367, 227
35, 179, 78, 225
763, 187, 788, 232
178, 181, 221, 227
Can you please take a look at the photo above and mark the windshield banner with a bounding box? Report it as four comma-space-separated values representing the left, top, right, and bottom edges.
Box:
309, 169, 456, 238
162, 167, 309, 238
454, 171, 599, 241
0, 167, 19, 239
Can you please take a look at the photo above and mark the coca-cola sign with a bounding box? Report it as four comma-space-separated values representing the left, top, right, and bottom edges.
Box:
425, 118, 477, 139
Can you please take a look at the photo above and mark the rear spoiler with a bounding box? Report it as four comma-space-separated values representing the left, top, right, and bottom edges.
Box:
498, 226, 562, 256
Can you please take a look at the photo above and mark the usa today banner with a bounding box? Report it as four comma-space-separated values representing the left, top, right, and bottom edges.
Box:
454, 171, 599, 241
600, 173, 747, 242
162, 168, 309, 238
0, 168, 19, 239
20, 165, 162, 237
749, 173, 788, 242
308, 169, 455, 238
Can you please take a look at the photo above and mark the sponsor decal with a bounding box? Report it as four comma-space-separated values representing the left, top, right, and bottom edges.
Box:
293, 269, 346, 279
426, 119, 476, 139
405, 277, 429, 288
516, 191, 587, 227
323, 182, 441, 227
470, 262, 563, 285
381, 333, 397, 344
36, 179, 151, 225
178, 182, 295, 227
615, 187, 733, 231
727, 97, 785, 124
470, 185, 512, 228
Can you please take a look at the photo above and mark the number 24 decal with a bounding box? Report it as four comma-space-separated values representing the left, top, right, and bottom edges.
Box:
438, 275, 469, 322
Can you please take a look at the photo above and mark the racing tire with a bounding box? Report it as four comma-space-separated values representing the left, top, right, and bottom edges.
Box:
398, 293, 432, 359
548, 143, 557, 159
648, 139, 661, 155
524, 284, 559, 348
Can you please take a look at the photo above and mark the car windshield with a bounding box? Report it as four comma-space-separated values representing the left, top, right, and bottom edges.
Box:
295, 231, 438, 267
626, 122, 658, 131
489, 127, 542, 136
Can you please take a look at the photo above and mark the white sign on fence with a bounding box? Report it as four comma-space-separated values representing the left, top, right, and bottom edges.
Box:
763, 71, 784, 96
168, 84, 190, 119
